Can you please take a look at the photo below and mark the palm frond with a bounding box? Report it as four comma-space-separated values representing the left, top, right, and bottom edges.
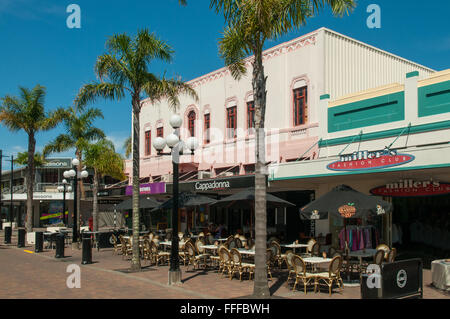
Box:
123, 136, 132, 158
95, 54, 131, 85
135, 29, 173, 65
75, 82, 125, 110
43, 134, 75, 157
219, 26, 249, 80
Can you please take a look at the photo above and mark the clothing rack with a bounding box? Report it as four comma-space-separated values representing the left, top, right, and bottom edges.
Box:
338, 225, 379, 251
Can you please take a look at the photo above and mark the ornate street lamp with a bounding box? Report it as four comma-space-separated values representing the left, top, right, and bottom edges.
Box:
57, 179, 72, 225
63, 158, 88, 249
154, 114, 198, 285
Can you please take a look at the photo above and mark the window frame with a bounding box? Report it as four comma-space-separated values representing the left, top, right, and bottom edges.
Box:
156, 127, 164, 138
247, 101, 255, 131
144, 130, 151, 156
188, 110, 196, 137
293, 86, 308, 127
204, 113, 210, 144
226, 106, 237, 139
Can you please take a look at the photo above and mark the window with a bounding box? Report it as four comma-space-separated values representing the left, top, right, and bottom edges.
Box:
293, 86, 308, 126
247, 101, 255, 130
204, 113, 210, 144
145, 130, 151, 156
226, 106, 237, 138
157, 127, 164, 138
188, 111, 196, 137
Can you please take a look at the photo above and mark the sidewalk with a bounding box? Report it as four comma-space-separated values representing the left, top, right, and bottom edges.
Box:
0, 232, 448, 299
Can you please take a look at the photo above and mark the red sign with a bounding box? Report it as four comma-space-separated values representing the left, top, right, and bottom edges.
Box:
370, 180, 450, 197
327, 150, 414, 171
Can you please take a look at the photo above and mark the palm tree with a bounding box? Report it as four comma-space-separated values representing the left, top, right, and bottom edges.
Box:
43, 106, 105, 240
14, 151, 47, 168
207, 0, 356, 297
83, 139, 125, 231
74, 29, 198, 272
0, 85, 66, 232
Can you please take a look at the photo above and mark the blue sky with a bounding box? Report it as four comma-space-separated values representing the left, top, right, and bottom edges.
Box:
0, 0, 449, 166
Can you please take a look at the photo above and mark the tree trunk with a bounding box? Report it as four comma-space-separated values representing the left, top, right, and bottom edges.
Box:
131, 95, 141, 272
25, 133, 36, 232
252, 45, 270, 298
92, 169, 99, 232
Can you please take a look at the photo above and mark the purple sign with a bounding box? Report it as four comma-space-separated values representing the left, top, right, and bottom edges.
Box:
125, 182, 166, 196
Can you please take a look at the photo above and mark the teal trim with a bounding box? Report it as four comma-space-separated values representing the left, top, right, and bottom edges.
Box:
328, 91, 405, 133
418, 80, 450, 117
406, 71, 419, 78
270, 163, 450, 181
319, 120, 450, 147
320, 94, 330, 100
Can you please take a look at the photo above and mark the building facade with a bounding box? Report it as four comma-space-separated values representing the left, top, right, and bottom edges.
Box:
125, 27, 446, 243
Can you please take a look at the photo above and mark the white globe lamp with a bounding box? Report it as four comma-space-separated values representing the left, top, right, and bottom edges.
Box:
169, 114, 183, 129
154, 137, 167, 152
166, 134, 180, 148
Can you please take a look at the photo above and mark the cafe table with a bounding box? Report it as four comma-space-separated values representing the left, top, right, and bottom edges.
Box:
431, 259, 450, 291
347, 249, 377, 269
303, 257, 333, 273
237, 248, 255, 256
281, 243, 309, 254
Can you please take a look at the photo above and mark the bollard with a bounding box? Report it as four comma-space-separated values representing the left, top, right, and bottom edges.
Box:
55, 233, 65, 258
35, 232, 44, 253
81, 233, 92, 265
4, 226, 12, 244
17, 228, 26, 248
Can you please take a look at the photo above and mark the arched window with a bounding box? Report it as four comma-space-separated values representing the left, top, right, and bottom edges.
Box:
188, 111, 196, 137
293, 82, 308, 126
144, 130, 151, 156
204, 113, 210, 144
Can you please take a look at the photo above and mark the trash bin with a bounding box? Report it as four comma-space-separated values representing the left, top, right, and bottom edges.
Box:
4, 226, 12, 244
35, 232, 44, 253
17, 228, 26, 248
55, 233, 65, 258
81, 233, 92, 265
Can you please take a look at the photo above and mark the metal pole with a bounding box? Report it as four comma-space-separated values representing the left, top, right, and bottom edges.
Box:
168, 140, 181, 285
62, 185, 66, 225
72, 166, 78, 247
10, 155, 13, 225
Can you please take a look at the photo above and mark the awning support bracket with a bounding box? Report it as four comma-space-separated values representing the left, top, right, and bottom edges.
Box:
338, 131, 363, 156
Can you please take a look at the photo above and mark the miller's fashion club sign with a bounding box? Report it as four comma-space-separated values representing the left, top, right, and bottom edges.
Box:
370, 180, 450, 197
327, 148, 415, 172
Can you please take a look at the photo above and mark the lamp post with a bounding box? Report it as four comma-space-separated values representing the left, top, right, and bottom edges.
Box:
63, 158, 88, 249
153, 114, 198, 285
57, 179, 72, 225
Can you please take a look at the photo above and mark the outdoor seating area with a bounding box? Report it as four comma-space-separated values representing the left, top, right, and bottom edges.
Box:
107, 229, 400, 296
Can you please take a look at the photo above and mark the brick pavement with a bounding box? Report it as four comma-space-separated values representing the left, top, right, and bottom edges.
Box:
0, 232, 448, 299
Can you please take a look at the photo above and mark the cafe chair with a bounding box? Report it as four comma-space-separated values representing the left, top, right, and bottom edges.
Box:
315, 255, 344, 296
284, 250, 296, 286
311, 242, 320, 257
185, 241, 210, 271
111, 233, 122, 255
269, 241, 284, 269
149, 240, 170, 266
291, 255, 316, 294
376, 244, 390, 261
266, 249, 274, 280
386, 248, 396, 263
302, 238, 317, 258
218, 246, 233, 278
230, 248, 255, 281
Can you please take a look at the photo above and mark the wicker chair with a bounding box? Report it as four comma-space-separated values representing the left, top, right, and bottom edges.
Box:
291, 255, 316, 294
302, 238, 317, 257
234, 238, 243, 249
178, 232, 184, 240
269, 241, 284, 269
311, 242, 320, 257
218, 246, 233, 277
149, 240, 170, 266
342, 246, 360, 276
142, 239, 153, 264
185, 241, 210, 271
284, 250, 296, 286
376, 244, 390, 261
315, 255, 344, 296
119, 235, 132, 260
195, 238, 211, 260
387, 248, 396, 263
111, 234, 122, 255
246, 238, 255, 250
229, 248, 255, 281
266, 249, 274, 280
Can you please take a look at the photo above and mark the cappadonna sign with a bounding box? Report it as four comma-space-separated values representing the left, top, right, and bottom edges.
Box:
327, 148, 415, 171
370, 179, 450, 197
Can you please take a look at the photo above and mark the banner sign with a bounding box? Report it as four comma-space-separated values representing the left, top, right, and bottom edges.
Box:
38, 158, 72, 169
125, 182, 166, 196
168, 175, 255, 193
370, 180, 450, 197
327, 149, 415, 171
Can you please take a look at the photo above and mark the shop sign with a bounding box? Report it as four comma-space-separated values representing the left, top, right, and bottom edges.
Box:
125, 182, 166, 196
39, 159, 72, 169
174, 175, 255, 193
327, 149, 414, 171
370, 180, 450, 197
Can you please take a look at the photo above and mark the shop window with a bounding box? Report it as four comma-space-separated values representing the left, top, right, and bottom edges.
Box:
293, 86, 308, 126
188, 111, 196, 137
204, 113, 210, 144
227, 106, 237, 139
145, 130, 151, 156
247, 101, 255, 132
156, 127, 163, 138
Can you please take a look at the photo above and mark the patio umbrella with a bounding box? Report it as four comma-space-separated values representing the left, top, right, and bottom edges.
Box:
213, 187, 295, 208
212, 188, 295, 237
115, 195, 160, 211
151, 193, 217, 211
299, 184, 392, 247
299, 184, 392, 220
